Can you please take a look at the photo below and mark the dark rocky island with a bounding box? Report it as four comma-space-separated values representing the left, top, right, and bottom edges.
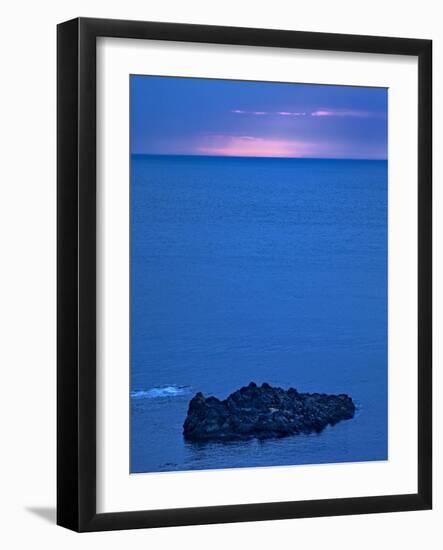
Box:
183, 382, 355, 442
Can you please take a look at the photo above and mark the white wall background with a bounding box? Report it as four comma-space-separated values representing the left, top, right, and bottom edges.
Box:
0, 0, 440, 547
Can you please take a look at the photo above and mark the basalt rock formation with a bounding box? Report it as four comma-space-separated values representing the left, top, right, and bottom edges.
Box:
183, 382, 355, 442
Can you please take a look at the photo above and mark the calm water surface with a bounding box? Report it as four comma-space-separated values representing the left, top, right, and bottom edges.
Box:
130, 155, 388, 473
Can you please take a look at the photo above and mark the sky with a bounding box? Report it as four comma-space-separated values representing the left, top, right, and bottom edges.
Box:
130, 75, 387, 160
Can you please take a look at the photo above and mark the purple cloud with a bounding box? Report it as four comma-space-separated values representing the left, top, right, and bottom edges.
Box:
277, 111, 307, 116
231, 108, 378, 118
310, 109, 372, 118
231, 110, 306, 117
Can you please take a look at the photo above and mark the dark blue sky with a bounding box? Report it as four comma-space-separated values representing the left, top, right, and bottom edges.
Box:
130, 75, 387, 159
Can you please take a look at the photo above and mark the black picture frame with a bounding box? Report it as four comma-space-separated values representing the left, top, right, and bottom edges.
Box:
57, 17, 432, 532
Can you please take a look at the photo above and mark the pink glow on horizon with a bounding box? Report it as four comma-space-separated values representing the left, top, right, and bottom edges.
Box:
189, 133, 386, 159
195, 135, 317, 158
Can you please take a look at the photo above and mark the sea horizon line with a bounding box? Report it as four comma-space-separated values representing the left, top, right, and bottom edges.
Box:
131, 153, 387, 162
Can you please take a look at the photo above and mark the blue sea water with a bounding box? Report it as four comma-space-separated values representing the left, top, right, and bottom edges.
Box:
130, 155, 388, 473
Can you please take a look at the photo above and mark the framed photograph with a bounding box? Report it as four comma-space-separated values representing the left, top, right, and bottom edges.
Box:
57, 17, 432, 531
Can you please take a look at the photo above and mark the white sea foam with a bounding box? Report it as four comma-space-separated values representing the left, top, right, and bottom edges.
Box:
131, 385, 191, 399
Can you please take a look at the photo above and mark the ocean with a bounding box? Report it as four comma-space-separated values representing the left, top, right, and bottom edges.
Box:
130, 154, 388, 473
